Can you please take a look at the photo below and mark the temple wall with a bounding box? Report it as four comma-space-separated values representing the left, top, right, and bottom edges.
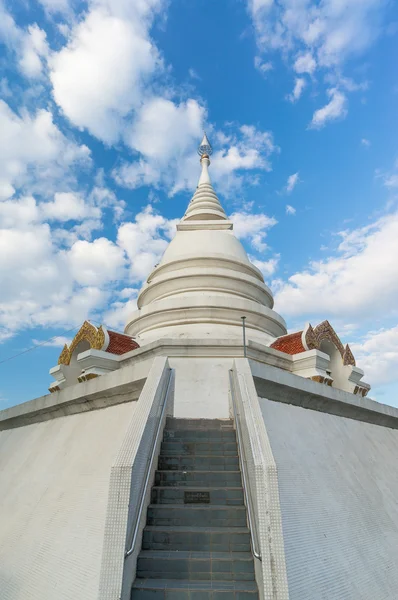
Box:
0, 400, 136, 600
259, 397, 398, 600
169, 357, 232, 419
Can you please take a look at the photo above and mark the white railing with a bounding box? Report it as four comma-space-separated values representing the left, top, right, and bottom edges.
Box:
230, 360, 289, 600
125, 368, 173, 557
229, 370, 261, 561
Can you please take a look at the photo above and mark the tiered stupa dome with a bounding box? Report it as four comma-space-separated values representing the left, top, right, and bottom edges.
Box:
125, 134, 287, 345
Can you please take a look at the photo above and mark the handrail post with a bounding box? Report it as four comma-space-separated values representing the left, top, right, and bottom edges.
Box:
241, 316, 247, 358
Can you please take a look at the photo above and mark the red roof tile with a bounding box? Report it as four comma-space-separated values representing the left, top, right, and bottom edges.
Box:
106, 330, 139, 355
270, 331, 305, 355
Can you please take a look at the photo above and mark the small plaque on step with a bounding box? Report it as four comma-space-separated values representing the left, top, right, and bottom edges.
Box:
184, 491, 210, 504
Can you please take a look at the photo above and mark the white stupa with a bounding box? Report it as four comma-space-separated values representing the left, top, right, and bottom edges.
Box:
1, 136, 398, 600
126, 133, 286, 346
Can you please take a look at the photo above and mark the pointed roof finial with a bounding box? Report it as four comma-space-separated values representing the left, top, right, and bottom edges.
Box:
197, 132, 212, 158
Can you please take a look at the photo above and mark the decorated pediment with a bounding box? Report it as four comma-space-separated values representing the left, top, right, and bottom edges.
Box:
303, 321, 356, 367
58, 321, 106, 366
270, 320, 369, 397
50, 321, 139, 393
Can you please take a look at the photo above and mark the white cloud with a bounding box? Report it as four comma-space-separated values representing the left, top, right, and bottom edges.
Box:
351, 326, 398, 387
250, 255, 279, 279
384, 175, 398, 189
0, 77, 11, 97
188, 68, 200, 80
361, 138, 371, 147
286, 204, 296, 215
33, 335, 73, 347
114, 96, 205, 191
0, 222, 69, 334
378, 160, 398, 189
0, 196, 39, 228
294, 52, 316, 75
254, 56, 273, 75
273, 211, 398, 320
230, 210, 277, 252
0, 6, 49, 79
41, 192, 101, 222
0, 201, 172, 340
128, 97, 204, 160
0, 100, 90, 200
103, 297, 138, 331
287, 77, 306, 103
37, 0, 71, 14
247, 0, 387, 121
0, 2, 20, 47
67, 237, 126, 286
310, 88, 347, 129
117, 204, 177, 281
248, 0, 387, 68
50, 2, 163, 143
326, 74, 369, 92
33, 286, 109, 331
286, 172, 299, 193
19, 24, 49, 78
207, 125, 278, 196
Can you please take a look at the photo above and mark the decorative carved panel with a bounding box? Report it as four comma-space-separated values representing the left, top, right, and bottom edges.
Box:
58, 321, 106, 365
304, 320, 356, 367
343, 344, 356, 366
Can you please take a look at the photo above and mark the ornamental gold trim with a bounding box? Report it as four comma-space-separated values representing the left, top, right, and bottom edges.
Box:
57, 320, 106, 365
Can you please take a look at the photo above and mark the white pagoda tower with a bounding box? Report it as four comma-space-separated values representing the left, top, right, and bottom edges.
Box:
1, 136, 397, 600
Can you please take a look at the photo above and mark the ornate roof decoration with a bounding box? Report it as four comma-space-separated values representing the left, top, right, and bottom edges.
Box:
58, 321, 139, 365
58, 321, 106, 365
303, 320, 356, 367
107, 330, 140, 355
270, 331, 305, 355
343, 344, 355, 367
270, 320, 356, 367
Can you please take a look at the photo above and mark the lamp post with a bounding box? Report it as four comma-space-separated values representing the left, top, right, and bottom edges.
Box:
241, 316, 247, 358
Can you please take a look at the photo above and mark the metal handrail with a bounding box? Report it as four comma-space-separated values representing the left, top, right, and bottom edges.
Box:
229, 370, 262, 561
125, 368, 173, 558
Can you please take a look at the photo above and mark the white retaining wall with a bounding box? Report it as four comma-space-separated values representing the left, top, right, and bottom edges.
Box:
259, 397, 398, 600
0, 399, 135, 600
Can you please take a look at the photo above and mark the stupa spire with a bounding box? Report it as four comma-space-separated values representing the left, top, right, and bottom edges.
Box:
198, 154, 211, 186
197, 132, 213, 158
182, 133, 228, 222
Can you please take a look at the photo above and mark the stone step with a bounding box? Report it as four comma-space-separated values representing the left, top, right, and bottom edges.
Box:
160, 441, 238, 456
165, 418, 235, 432
136, 550, 255, 582
131, 578, 259, 599
155, 470, 242, 488
151, 486, 244, 506
158, 455, 239, 472
142, 526, 251, 552
163, 429, 236, 442
147, 505, 247, 528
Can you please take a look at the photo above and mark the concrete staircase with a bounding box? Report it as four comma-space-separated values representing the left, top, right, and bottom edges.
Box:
131, 418, 259, 599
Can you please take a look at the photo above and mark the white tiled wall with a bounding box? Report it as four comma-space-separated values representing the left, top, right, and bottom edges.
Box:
259, 398, 398, 600
0, 399, 136, 600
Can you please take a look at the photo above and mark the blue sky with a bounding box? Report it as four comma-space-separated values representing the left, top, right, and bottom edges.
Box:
0, 0, 397, 408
